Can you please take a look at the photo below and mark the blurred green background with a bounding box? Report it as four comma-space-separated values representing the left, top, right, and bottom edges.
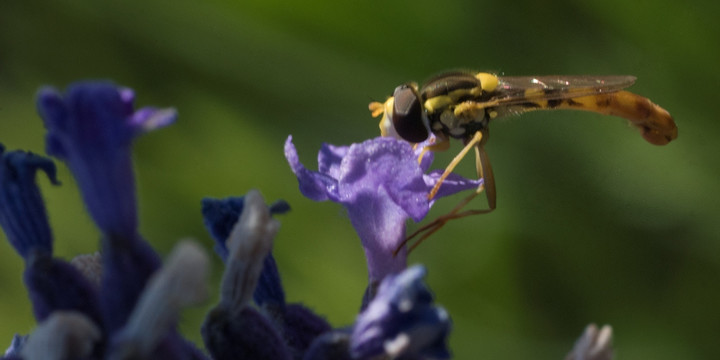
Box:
1, 0, 718, 358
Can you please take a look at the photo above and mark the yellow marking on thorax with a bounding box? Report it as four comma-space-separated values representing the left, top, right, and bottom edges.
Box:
424, 96, 454, 113
424, 87, 483, 113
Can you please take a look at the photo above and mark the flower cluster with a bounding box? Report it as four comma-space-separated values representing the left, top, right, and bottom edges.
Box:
1, 81, 614, 359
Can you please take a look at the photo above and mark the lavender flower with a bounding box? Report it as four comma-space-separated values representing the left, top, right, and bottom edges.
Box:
284, 136, 481, 288
0, 81, 207, 359
201, 190, 294, 360
36, 81, 176, 334
202, 194, 331, 358
37, 82, 175, 240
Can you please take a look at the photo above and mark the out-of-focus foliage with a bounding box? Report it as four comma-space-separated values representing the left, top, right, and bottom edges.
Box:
1, 0, 718, 358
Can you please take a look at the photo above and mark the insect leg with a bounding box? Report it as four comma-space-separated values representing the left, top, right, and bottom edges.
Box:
428, 130, 484, 200
475, 138, 496, 210
416, 135, 450, 165
396, 189, 492, 255
394, 131, 494, 255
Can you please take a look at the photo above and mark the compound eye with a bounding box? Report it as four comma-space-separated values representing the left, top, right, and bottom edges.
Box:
392, 84, 428, 143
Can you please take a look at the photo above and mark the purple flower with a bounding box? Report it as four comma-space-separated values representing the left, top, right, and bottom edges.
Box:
0, 146, 102, 327
3, 82, 208, 359
202, 194, 331, 358
350, 265, 451, 359
36, 81, 176, 334
201, 190, 294, 360
202, 196, 290, 310
37, 81, 175, 240
284, 136, 481, 286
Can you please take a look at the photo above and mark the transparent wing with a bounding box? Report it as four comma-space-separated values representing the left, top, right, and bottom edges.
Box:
490, 75, 637, 106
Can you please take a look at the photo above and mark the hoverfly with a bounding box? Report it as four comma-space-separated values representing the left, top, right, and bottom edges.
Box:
369, 72, 678, 252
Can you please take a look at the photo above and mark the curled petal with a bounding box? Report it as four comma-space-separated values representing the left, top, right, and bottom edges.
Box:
285, 136, 339, 202
0, 147, 58, 259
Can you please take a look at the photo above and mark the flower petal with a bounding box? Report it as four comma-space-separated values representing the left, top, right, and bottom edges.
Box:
338, 137, 430, 222
424, 169, 483, 202
0, 147, 58, 259
285, 136, 339, 202
317, 142, 348, 178
129, 107, 177, 133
